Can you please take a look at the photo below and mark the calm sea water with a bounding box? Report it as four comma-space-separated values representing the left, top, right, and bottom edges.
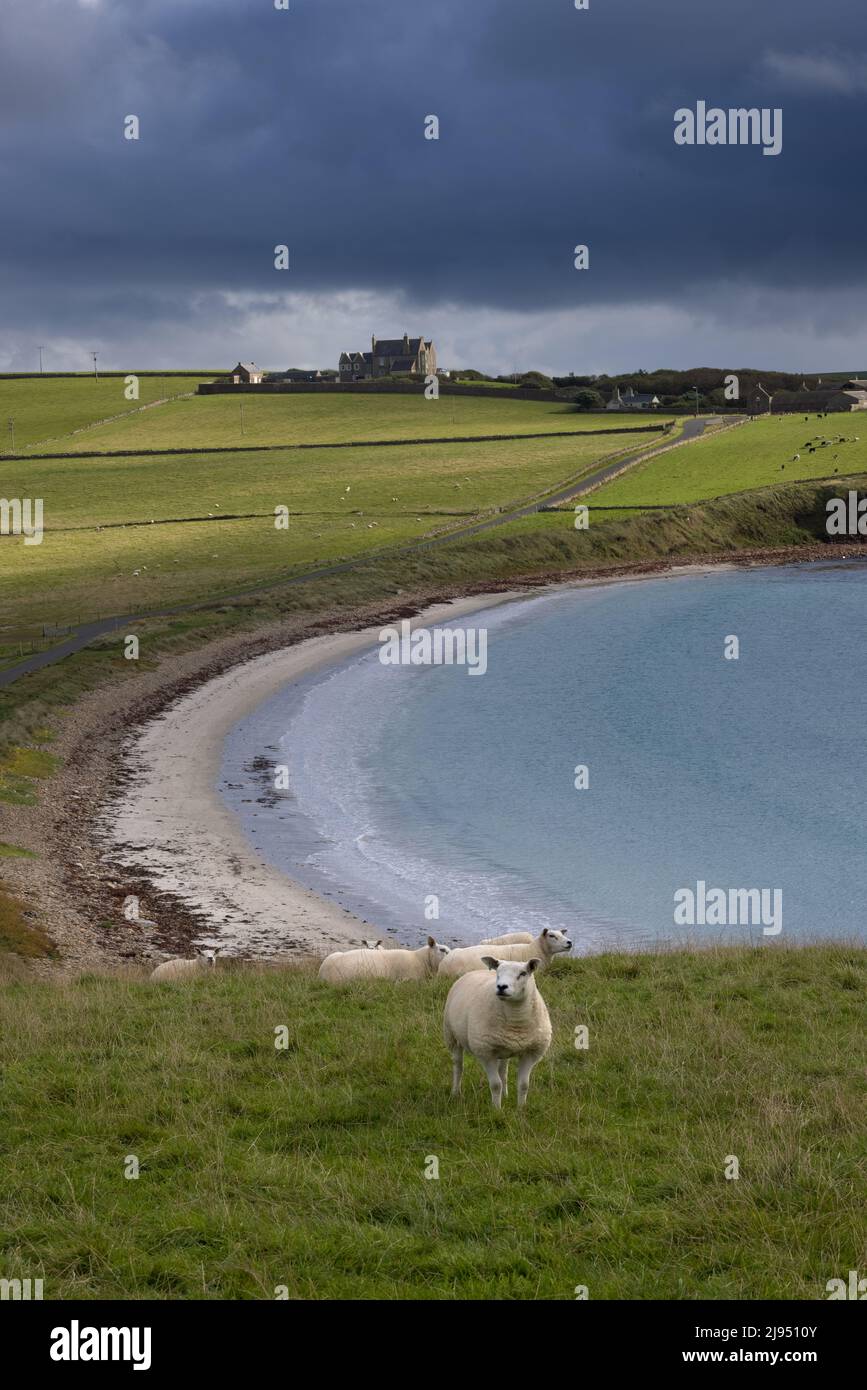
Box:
220, 560, 867, 951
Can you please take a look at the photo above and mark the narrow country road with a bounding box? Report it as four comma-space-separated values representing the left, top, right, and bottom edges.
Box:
0, 415, 717, 690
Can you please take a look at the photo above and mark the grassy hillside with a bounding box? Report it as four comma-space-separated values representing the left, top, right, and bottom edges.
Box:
0, 474, 861, 740
0, 375, 210, 451
0, 945, 863, 1300
0, 428, 667, 630
585, 416, 867, 508
16, 391, 657, 455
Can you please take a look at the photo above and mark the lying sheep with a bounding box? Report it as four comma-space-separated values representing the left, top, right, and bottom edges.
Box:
150, 947, 217, 981
438, 928, 572, 979
318, 935, 449, 984
480, 931, 535, 945
443, 956, 552, 1108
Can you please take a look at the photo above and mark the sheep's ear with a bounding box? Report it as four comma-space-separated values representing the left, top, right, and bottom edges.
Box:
541, 928, 550, 938
481, 956, 500, 970
526, 958, 542, 973
427, 936, 437, 948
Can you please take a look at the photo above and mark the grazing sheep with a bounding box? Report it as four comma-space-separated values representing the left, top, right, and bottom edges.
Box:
438, 928, 572, 979
443, 957, 552, 1108
480, 931, 535, 945
318, 935, 449, 984
792, 454, 800, 461
150, 947, 217, 981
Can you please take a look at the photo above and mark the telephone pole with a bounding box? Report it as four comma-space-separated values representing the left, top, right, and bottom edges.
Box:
37, 346, 45, 373
91, 352, 99, 381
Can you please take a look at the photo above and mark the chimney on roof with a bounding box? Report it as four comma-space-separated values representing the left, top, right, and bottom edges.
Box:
372, 335, 376, 353
403, 332, 409, 352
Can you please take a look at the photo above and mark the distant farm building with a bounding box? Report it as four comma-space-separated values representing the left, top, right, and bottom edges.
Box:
606, 385, 661, 411
747, 378, 867, 415
828, 379, 867, 411
227, 362, 262, 384
272, 368, 337, 383
339, 334, 437, 382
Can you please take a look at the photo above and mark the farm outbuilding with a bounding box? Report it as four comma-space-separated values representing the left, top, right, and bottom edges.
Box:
747, 378, 867, 415
227, 362, 263, 384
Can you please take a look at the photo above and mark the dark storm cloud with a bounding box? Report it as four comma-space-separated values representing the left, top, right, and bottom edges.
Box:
2, 0, 867, 360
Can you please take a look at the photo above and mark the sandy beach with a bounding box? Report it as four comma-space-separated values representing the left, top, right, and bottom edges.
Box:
103, 593, 525, 958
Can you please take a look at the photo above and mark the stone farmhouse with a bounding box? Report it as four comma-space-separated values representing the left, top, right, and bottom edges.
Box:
339, 334, 436, 382
225, 362, 262, 384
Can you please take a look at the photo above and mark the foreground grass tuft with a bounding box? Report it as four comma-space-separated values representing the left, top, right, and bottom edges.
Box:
0, 945, 864, 1299
0, 746, 58, 806
0, 882, 54, 957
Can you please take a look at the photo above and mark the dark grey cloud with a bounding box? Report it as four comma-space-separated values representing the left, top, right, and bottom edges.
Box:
2, 0, 867, 370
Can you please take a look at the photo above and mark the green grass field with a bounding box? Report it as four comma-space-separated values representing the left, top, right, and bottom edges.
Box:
16, 391, 658, 455
0, 376, 212, 452
585, 415, 866, 508
0, 945, 863, 1299
1, 399, 668, 629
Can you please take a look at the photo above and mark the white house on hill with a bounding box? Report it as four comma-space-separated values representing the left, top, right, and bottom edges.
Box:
606, 385, 661, 411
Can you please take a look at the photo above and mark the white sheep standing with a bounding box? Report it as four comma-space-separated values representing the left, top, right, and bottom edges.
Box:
438, 928, 572, 979
318, 936, 449, 984
443, 956, 552, 1108
480, 931, 535, 946
150, 947, 218, 981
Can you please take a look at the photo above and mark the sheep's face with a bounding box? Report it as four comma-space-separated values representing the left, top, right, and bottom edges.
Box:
542, 928, 572, 956
426, 937, 451, 971
482, 957, 540, 1001
199, 949, 217, 966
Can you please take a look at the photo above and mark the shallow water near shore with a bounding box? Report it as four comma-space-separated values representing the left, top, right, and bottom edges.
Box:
220, 559, 867, 951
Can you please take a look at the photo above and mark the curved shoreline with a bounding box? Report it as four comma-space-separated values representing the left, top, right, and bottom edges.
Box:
103, 594, 526, 958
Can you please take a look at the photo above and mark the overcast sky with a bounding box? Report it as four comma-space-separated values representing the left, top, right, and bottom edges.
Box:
3, 0, 867, 375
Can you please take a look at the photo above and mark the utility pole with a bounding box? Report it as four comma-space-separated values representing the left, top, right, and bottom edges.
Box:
693, 387, 700, 418
8, 418, 14, 452
37, 346, 45, 373
240, 401, 245, 435
91, 352, 99, 381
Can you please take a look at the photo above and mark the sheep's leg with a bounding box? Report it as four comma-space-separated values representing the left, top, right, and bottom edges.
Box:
516, 1053, 541, 1108
498, 1057, 509, 1098
482, 1058, 503, 1109
450, 1048, 463, 1097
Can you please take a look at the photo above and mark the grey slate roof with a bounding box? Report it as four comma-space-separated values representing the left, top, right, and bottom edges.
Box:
373, 338, 428, 355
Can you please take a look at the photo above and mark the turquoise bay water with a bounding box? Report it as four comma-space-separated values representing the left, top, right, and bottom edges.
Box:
220, 560, 867, 951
